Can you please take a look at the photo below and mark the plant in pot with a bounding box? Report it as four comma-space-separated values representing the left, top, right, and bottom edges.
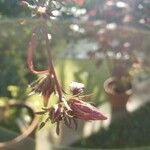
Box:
88, 26, 145, 121
104, 59, 133, 121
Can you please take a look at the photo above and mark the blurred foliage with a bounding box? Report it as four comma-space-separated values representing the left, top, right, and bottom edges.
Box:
0, 0, 32, 18
0, 20, 32, 99
0, 104, 33, 134
7, 85, 19, 98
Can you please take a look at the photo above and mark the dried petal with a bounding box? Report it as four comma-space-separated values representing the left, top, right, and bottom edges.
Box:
49, 104, 63, 123
30, 75, 56, 107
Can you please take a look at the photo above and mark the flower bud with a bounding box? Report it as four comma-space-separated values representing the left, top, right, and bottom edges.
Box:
68, 99, 107, 121
70, 82, 84, 95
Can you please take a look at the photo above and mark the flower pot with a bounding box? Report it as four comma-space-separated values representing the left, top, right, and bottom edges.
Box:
104, 77, 132, 121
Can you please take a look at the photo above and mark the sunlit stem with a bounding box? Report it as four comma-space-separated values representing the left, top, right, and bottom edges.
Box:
42, 19, 71, 110
41, 20, 62, 99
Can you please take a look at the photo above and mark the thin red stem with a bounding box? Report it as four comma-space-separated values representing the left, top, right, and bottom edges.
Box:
43, 19, 71, 110
43, 19, 63, 101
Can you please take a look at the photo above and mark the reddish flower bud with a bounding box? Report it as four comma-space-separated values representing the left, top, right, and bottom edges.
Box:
70, 82, 84, 95
68, 99, 107, 121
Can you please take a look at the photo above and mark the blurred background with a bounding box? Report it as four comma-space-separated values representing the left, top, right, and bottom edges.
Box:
0, 0, 150, 150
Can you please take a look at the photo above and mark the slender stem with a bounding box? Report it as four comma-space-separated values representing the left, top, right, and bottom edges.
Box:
42, 19, 71, 110
42, 19, 63, 101
34, 18, 71, 110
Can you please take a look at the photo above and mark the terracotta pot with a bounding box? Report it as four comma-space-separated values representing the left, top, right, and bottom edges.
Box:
104, 77, 132, 110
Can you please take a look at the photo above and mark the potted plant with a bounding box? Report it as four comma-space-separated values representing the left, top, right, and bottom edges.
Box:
104, 61, 133, 121
88, 26, 148, 121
